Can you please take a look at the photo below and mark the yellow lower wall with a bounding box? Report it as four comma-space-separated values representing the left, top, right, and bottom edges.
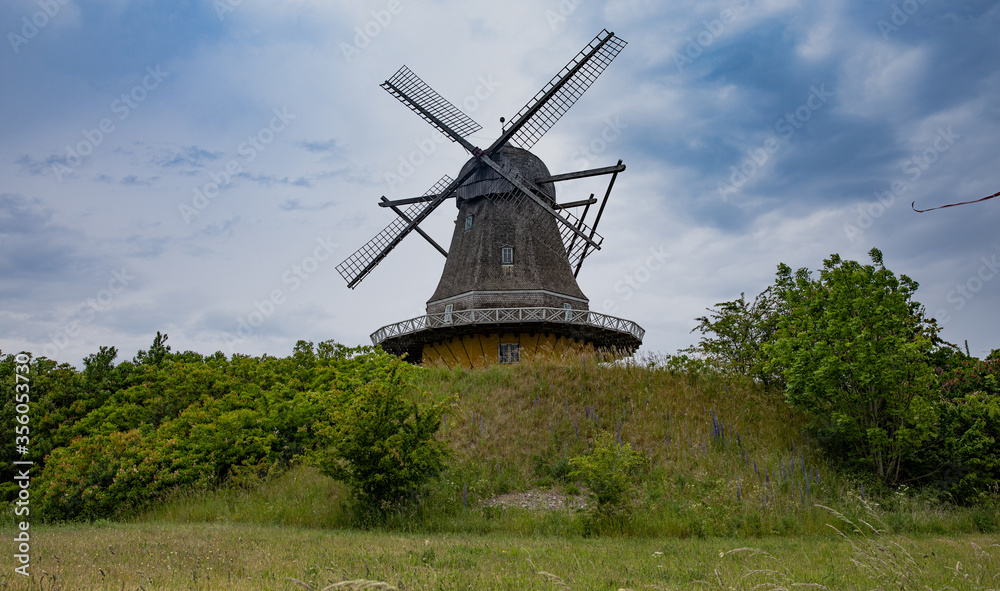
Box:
421, 332, 599, 368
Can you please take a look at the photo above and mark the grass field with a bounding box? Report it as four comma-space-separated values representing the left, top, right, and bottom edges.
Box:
3, 520, 997, 590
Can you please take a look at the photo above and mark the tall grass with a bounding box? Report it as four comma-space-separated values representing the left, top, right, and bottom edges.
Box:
5, 520, 996, 590
144, 465, 349, 528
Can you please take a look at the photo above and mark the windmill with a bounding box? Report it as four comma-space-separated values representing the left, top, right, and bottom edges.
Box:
337, 29, 644, 367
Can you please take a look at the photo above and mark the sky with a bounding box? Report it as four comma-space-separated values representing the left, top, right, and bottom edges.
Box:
1, 0, 998, 367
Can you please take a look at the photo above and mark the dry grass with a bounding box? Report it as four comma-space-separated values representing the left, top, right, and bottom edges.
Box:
143, 360, 995, 539
410, 359, 885, 537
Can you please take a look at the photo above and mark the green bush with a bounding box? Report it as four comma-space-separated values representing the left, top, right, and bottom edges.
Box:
316, 358, 450, 514
26, 337, 396, 521
686, 288, 784, 385
38, 429, 170, 521
943, 391, 1000, 503
937, 357, 1000, 503
765, 249, 940, 484
569, 431, 645, 516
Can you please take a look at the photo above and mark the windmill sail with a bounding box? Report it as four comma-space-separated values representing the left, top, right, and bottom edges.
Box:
381, 66, 482, 144
336, 175, 454, 288
488, 29, 627, 153
559, 206, 603, 269
341, 30, 627, 289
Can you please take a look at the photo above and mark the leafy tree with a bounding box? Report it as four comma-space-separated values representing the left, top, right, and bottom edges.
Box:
317, 339, 350, 360
316, 358, 449, 513
133, 331, 171, 366
765, 248, 941, 484
687, 287, 784, 384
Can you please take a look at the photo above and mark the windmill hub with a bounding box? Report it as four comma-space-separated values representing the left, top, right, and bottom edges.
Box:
337, 30, 644, 367
455, 146, 555, 207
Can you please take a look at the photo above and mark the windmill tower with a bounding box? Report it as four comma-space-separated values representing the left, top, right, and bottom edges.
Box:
337, 30, 644, 367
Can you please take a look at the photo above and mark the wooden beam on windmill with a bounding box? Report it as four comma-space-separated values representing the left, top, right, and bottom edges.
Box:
554, 195, 597, 210
536, 162, 626, 184
378, 193, 452, 208
336, 174, 465, 288
574, 160, 623, 278
379, 196, 448, 257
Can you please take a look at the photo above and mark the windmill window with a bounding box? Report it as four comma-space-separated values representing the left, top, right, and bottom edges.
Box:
444, 303, 453, 324
499, 343, 520, 364
501, 246, 513, 265
563, 302, 573, 321
464, 214, 474, 232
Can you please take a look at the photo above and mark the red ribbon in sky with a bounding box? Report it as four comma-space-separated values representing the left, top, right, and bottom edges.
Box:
912, 190, 1000, 213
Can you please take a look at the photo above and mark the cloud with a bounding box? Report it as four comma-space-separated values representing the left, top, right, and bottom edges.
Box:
190, 217, 242, 241
0, 194, 131, 343
298, 138, 344, 154
124, 234, 170, 258
0, 194, 96, 284
13, 154, 64, 179
235, 172, 311, 187
279, 199, 336, 212
95, 173, 160, 186
149, 144, 224, 170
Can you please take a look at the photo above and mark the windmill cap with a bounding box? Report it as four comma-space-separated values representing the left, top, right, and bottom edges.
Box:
456, 146, 556, 207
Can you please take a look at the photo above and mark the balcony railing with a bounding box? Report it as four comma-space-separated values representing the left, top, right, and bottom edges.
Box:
371, 306, 644, 345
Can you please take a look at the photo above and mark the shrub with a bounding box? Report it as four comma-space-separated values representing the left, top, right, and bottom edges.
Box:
316, 359, 450, 514
942, 391, 1000, 503
38, 430, 168, 521
569, 431, 644, 516
934, 356, 1000, 503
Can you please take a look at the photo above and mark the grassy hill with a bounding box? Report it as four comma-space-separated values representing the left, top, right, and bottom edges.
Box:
147, 359, 996, 538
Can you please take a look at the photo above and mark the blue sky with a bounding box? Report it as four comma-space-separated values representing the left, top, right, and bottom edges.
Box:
2, 0, 998, 365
